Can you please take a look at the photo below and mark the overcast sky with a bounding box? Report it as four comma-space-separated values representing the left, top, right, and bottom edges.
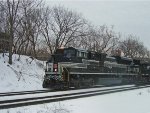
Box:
46, 0, 150, 49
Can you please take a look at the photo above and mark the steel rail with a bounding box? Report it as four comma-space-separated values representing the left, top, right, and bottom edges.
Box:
0, 84, 133, 97
0, 89, 54, 97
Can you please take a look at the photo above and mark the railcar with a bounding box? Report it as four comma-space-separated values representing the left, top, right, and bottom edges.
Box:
43, 47, 149, 89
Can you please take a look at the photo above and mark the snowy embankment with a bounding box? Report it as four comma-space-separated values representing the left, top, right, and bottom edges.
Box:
0, 53, 45, 92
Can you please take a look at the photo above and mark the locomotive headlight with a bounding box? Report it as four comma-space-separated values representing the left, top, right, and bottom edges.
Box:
54, 68, 57, 72
53, 64, 58, 72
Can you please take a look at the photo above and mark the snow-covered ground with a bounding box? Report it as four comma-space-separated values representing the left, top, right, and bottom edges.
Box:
0, 53, 45, 92
1, 53, 150, 113
1, 87, 150, 113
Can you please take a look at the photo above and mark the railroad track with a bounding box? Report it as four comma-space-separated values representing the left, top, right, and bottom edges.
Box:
0, 85, 149, 109
0, 86, 102, 97
0, 89, 54, 97
0, 84, 133, 97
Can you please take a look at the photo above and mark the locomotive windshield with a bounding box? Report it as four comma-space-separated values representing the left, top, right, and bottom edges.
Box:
64, 49, 75, 58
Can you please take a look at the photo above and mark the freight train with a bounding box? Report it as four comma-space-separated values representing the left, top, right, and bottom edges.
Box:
43, 47, 150, 89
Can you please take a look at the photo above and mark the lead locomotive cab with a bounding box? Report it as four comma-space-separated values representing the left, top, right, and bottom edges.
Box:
43, 47, 112, 89
43, 47, 90, 89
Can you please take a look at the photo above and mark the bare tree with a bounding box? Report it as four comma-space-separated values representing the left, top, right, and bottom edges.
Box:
76, 25, 120, 54
0, 0, 20, 64
1, 0, 149, 62
41, 6, 87, 54
13, 0, 44, 58
119, 35, 149, 58
41, 7, 54, 54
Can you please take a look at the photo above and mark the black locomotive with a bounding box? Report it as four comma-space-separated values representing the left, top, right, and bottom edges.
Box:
43, 47, 150, 89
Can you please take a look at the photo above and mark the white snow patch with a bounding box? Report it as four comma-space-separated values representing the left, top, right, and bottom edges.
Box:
0, 53, 45, 92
